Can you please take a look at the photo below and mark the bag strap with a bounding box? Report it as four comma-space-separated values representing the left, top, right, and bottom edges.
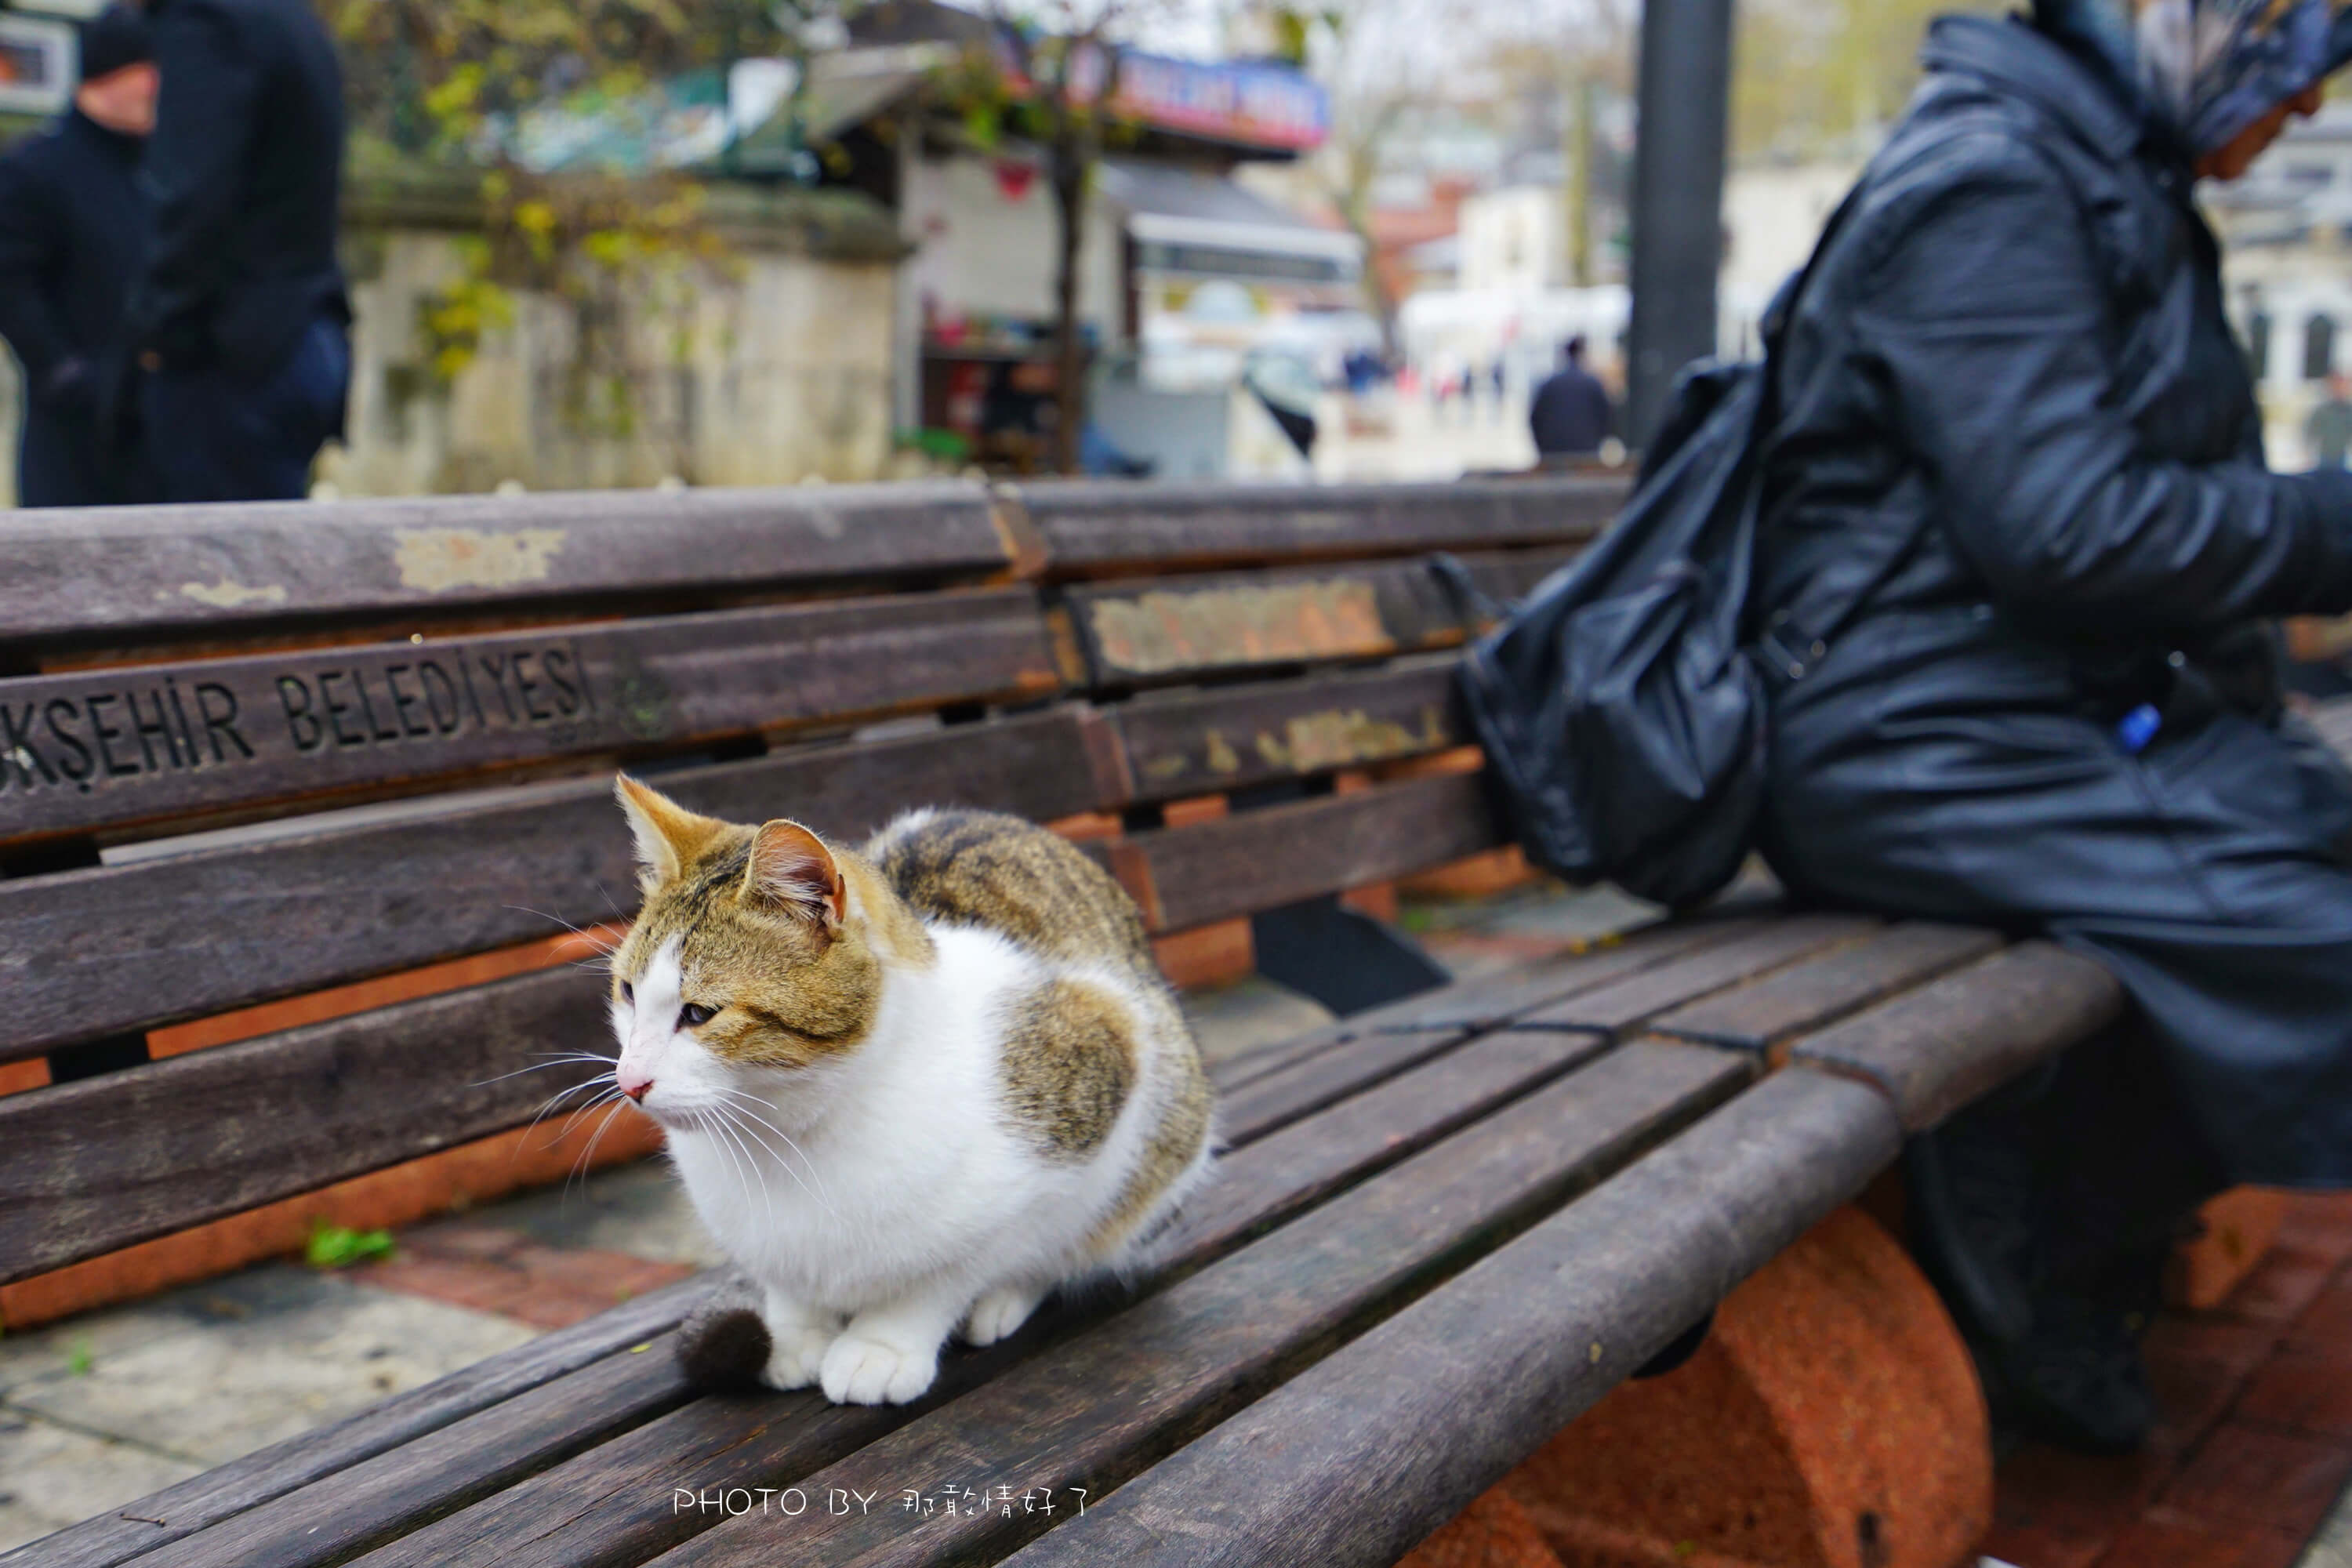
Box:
1745, 177, 1940, 682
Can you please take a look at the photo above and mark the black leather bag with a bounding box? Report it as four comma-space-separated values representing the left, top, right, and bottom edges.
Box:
1450, 358, 1773, 909
1448, 198, 1863, 911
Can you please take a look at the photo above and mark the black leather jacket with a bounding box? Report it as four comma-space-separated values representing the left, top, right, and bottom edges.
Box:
1758, 15, 2352, 727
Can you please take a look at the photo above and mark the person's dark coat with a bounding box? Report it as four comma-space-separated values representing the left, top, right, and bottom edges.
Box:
1529, 361, 1613, 456
1757, 14, 2352, 1184
0, 109, 147, 506
125, 0, 349, 383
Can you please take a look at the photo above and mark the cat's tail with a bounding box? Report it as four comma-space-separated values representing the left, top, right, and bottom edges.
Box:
677, 1272, 771, 1391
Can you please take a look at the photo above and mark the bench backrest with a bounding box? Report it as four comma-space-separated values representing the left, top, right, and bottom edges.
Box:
0, 475, 1624, 1291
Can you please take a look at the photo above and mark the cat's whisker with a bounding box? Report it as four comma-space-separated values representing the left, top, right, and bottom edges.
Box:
568, 1100, 630, 1193
706, 1109, 775, 1219
470, 1053, 614, 1089
504, 904, 622, 954
513, 1073, 613, 1131
713, 1089, 834, 1211
548, 1083, 626, 1144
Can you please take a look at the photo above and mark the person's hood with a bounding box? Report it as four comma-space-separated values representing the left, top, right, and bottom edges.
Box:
1922, 15, 2151, 163
2020, 0, 2352, 156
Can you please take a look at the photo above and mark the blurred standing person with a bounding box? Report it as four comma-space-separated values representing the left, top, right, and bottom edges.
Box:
1528, 336, 1612, 459
125, 0, 350, 503
0, 7, 157, 507
2309, 372, 2352, 467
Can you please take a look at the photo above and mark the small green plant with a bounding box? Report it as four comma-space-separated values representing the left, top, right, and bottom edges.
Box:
65, 1338, 93, 1376
306, 1223, 397, 1270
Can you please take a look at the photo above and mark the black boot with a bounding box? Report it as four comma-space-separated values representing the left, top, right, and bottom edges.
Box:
1904, 1073, 2159, 1455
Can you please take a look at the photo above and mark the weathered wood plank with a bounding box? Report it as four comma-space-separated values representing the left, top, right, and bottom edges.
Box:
1646, 922, 2004, 1051
388, 1042, 1748, 1568
0, 590, 1059, 844
170, 1022, 1684, 1568
1510, 914, 1883, 1039
0, 968, 619, 1284
0, 483, 1009, 648
1021, 476, 1617, 574
0, 710, 1109, 1062
0, 1273, 712, 1568
1104, 657, 1462, 803
993, 1069, 1900, 1568
1211, 919, 1766, 1136
1786, 941, 2124, 1131
1116, 771, 1504, 935
1062, 548, 1573, 689
9, 949, 1570, 1568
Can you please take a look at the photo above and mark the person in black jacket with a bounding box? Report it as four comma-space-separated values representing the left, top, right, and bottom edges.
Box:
1527, 336, 1613, 459
0, 7, 155, 507
1757, 2, 2352, 1453
124, 0, 350, 503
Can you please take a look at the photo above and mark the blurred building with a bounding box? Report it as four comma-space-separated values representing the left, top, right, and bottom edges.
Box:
806, 0, 1359, 477
2209, 106, 2352, 466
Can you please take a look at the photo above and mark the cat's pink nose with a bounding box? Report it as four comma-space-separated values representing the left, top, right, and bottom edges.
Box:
617, 1069, 653, 1102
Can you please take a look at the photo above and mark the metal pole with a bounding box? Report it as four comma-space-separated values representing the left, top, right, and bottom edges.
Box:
1624, 0, 1733, 448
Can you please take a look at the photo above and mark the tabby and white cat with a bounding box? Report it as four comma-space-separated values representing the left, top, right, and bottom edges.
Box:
605, 777, 1214, 1406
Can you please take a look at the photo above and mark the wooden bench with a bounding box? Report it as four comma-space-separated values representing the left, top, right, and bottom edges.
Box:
0, 477, 2132, 1568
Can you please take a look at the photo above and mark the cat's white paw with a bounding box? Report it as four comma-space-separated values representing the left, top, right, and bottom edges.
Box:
962, 1284, 1044, 1347
820, 1332, 939, 1406
760, 1320, 835, 1392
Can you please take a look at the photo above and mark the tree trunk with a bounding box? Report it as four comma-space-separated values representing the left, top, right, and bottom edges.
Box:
1049, 140, 1087, 476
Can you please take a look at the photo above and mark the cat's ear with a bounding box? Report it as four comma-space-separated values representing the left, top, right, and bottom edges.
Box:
614, 774, 730, 890
742, 818, 847, 931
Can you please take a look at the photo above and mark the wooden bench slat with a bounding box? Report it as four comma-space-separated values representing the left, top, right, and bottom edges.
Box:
1112, 771, 1503, 935
991, 1069, 1900, 1568
1646, 922, 2005, 1051
1022, 477, 1615, 574
0, 484, 1011, 649
1211, 918, 1767, 1133
0, 1272, 713, 1568
0, 590, 1059, 845
4, 950, 1635, 1568
175, 993, 1688, 1568
0, 711, 1109, 1062
1062, 547, 1573, 690
1511, 914, 1883, 1038
0, 970, 615, 1284
1103, 657, 1461, 803
1785, 941, 2124, 1131
388, 1042, 1749, 1568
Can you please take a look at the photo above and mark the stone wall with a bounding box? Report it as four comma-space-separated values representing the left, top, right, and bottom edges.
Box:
0, 171, 906, 506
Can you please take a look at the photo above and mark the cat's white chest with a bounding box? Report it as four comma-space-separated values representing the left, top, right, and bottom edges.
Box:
670, 924, 1044, 1310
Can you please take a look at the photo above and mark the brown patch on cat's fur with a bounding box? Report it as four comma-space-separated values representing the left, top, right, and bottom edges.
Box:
1088, 1044, 1213, 1260
999, 978, 1138, 1160
872, 809, 1156, 974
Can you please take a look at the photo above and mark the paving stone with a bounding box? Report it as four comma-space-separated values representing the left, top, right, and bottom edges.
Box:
2298, 1479, 2352, 1568
1981, 1443, 2173, 1568
2301, 1275, 2352, 1346
1179, 974, 1334, 1071
2093, 1508, 2304, 1568
2238, 1344, 2352, 1441
0, 1409, 201, 1555
4, 1265, 534, 1467
2159, 1423, 2352, 1539
2219, 1243, 2345, 1327
2277, 1193, 2352, 1272
410, 1165, 727, 1269
2146, 1318, 2285, 1457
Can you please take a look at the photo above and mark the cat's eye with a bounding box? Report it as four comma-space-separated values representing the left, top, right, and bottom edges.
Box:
619, 982, 634, 1004
678, 1003, 716, 1029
